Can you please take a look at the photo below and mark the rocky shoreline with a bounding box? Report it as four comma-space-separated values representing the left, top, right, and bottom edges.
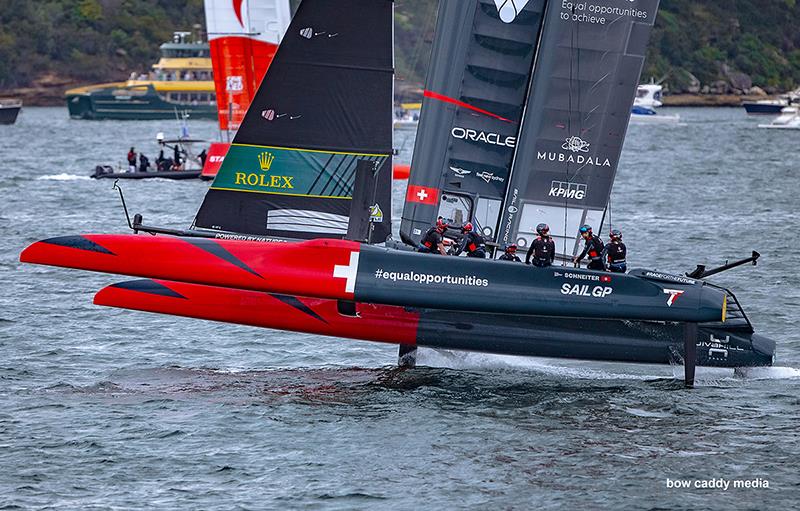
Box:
662, 94, 769, 107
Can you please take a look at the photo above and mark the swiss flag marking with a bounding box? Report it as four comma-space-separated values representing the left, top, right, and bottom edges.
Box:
600, 276, 611, 283
406, 185, 439, 205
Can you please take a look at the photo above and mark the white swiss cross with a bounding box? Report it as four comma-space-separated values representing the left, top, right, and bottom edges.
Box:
333, 251, 360, 294
416, 189, 429, 201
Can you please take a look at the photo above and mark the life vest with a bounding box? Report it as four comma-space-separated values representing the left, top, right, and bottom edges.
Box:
606, 241, 627, 264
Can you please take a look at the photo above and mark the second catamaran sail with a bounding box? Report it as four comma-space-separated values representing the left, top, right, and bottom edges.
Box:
194, 0, 394, 242
204, 0, 292, 133
401, 0, 659, 258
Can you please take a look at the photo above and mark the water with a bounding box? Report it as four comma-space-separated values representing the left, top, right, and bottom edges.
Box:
1, 107, 799, 509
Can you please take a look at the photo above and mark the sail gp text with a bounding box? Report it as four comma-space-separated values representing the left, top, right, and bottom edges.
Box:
560, 283, 613, 298
374, 269, 489, 287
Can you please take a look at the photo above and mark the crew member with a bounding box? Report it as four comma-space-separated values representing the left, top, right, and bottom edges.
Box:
457, 222, 486, 258
198, 149, 208, 168
603, 229, 627, 273
173, 145, 183, 170
418, 217, 448, 255
526, 223, 556, 267
138, 153, 150, 173
499, 244, 521, 262
127, 147, 137, 172
574, 224, 605, 270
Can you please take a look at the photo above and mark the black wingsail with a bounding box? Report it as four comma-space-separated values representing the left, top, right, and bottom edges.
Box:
400, 0, 660, 258
497, 0, 660, 257
194, 0, 394, 242
400, 0, 547, 246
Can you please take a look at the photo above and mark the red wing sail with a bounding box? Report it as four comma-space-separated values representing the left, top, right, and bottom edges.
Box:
204, 0, 291, 131
94, 279, 419, 345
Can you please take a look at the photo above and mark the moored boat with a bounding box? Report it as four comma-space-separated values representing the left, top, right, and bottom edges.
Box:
757, 106, 800, 129
0, 98, 22, 125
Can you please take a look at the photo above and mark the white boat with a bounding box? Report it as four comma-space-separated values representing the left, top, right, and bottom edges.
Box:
630, 84, 680, 124
634, 83, 663, 108
757, 106, 800, 129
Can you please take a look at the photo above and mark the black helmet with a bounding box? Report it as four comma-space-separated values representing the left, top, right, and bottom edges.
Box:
536, 223, 550, 236
579, 224, 592, 235
609, 229, 622, 241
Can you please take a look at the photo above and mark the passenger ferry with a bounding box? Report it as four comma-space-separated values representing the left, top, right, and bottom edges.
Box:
65, 32, 216, 120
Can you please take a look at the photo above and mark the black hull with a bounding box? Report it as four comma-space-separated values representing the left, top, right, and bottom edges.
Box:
91, 169, 201, 180
0, 106, 21, 125
742, 102, 785, 115
415, 309, 775, 369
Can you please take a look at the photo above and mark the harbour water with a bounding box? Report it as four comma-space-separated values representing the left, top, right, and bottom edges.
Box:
1, 107, 799, 509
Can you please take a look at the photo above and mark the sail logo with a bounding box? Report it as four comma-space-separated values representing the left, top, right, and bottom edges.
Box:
449, 166, 471, 178
537, 137, 611, 168
563, 136, 590, 153
494, 0, 532, 23
476, 171, 505, 184
226, 76, 244, 92
258, 152, 276, 171
549, 181, 587, 200
451, 127, 516, 148
369, 204, 384, 223
232, 151, 294, 190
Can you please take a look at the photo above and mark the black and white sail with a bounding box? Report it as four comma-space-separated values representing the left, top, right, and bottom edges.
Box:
401, 0, 660, 258
194, 0, 394, 242
400, 0, 546, 245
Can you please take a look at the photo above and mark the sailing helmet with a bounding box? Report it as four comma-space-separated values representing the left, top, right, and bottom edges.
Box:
436, 217, 448, 231
462, 222, 473, 233
609, 229, 622, 241
579, 224, 593, 236
505, 244, 517, 253
536, 223, 550, 236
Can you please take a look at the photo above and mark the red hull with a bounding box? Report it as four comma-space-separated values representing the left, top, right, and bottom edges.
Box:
20, 234, 360, 300
95, 279, 419, 345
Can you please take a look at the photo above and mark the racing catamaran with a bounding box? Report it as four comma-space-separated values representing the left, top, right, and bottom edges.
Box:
20, 0, 775, 385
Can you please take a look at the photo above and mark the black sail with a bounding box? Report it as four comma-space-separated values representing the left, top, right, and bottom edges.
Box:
497, 0, 660, 257
400, 0, 547, 246
194, 0, 394, 242
401, 0, 660, 257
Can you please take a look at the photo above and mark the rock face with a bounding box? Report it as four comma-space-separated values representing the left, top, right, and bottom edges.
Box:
722, 64, 753, 93
749, 86, 768, 96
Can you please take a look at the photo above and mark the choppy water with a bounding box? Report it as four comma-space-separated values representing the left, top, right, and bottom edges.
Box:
1, 107, 799, 509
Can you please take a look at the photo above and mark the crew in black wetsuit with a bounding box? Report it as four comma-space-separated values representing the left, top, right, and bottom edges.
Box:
457, 222, 486, 258
574, 224, 605, 270
418, 218, 448, 255
499, 244, 521, 262
526, 223, 556, 267
603, 229, 627, 273
138, 153, 150, 172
